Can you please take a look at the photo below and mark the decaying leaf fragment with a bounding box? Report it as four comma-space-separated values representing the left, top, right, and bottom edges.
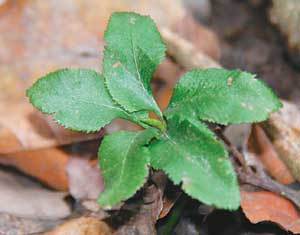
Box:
262, 100, 300, 182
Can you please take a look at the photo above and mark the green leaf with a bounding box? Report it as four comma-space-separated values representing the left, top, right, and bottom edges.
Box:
103, 12, 166, 117
98, 128, 157, 207
165, 68, 282, 124
149, 116, 240, 209
26, 68, 132, 132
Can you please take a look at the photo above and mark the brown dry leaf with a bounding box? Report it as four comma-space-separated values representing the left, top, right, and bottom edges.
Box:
0, 169, 70, 220
241, 190, 300, 234
0, 104, 101, 154
45, 217, 112, 235
262, 100, 300, 182
159, 191, 182, 219
0, 0, 213, 154
0, 0, 102, 154
248, 125, 295, 185
0, 147, 70, 190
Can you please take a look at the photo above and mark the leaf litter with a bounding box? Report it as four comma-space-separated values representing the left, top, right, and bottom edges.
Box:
1, 0, 300, 234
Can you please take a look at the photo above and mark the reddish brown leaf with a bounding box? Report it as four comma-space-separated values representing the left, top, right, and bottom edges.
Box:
156, 86, 174, 112
248, 125, 294, 185
0, 147, 70, 190
241, 190, 300, 233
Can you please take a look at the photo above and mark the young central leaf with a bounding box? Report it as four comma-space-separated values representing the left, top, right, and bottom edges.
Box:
98, 128, 157, 207
103, 12, 165, 117
26, 69, 132, 132
149, 116, 240, 209
165, 68, 282, 124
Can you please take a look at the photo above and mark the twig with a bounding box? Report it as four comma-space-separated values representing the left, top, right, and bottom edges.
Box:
160, 28, 221, 70
217, 130, 250, 173
237, 165, 300, 208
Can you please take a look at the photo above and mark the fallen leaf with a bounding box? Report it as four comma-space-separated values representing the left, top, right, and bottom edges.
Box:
241, 190, 300, 234
248, 125, 294, 185
66, 158, 103, 200
0, 169, 71, 220
262, 100, 300, 182
0, 0, 209, 154
45, 217, 112, 235
0, 147, 70, 190
0, 0, 102, 153
159, 191, 182, 219
0, 213, 61, 235
0, 103, 101, 154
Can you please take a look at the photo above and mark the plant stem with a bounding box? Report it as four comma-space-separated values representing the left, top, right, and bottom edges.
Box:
141, 118, 166, 133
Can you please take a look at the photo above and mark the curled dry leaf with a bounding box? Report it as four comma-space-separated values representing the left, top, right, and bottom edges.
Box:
0, 147, 70, 191
45, 217, 112, 235
248, 124, 294, 185
262, 100, 300, 182
241, 190, 300, 234
0, 170, 70, 220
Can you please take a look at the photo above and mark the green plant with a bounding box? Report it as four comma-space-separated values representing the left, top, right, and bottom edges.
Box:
26, 12, 282, 210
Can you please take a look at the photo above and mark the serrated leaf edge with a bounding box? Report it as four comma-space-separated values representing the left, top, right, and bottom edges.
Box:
150, 118, 240, 210
26, 68, 123, 133
98, 130, 156, 208
165, 69, 282, 125
102, 12, 164, 117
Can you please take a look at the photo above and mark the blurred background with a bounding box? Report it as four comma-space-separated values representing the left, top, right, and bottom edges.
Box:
1, 0, 300, 234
